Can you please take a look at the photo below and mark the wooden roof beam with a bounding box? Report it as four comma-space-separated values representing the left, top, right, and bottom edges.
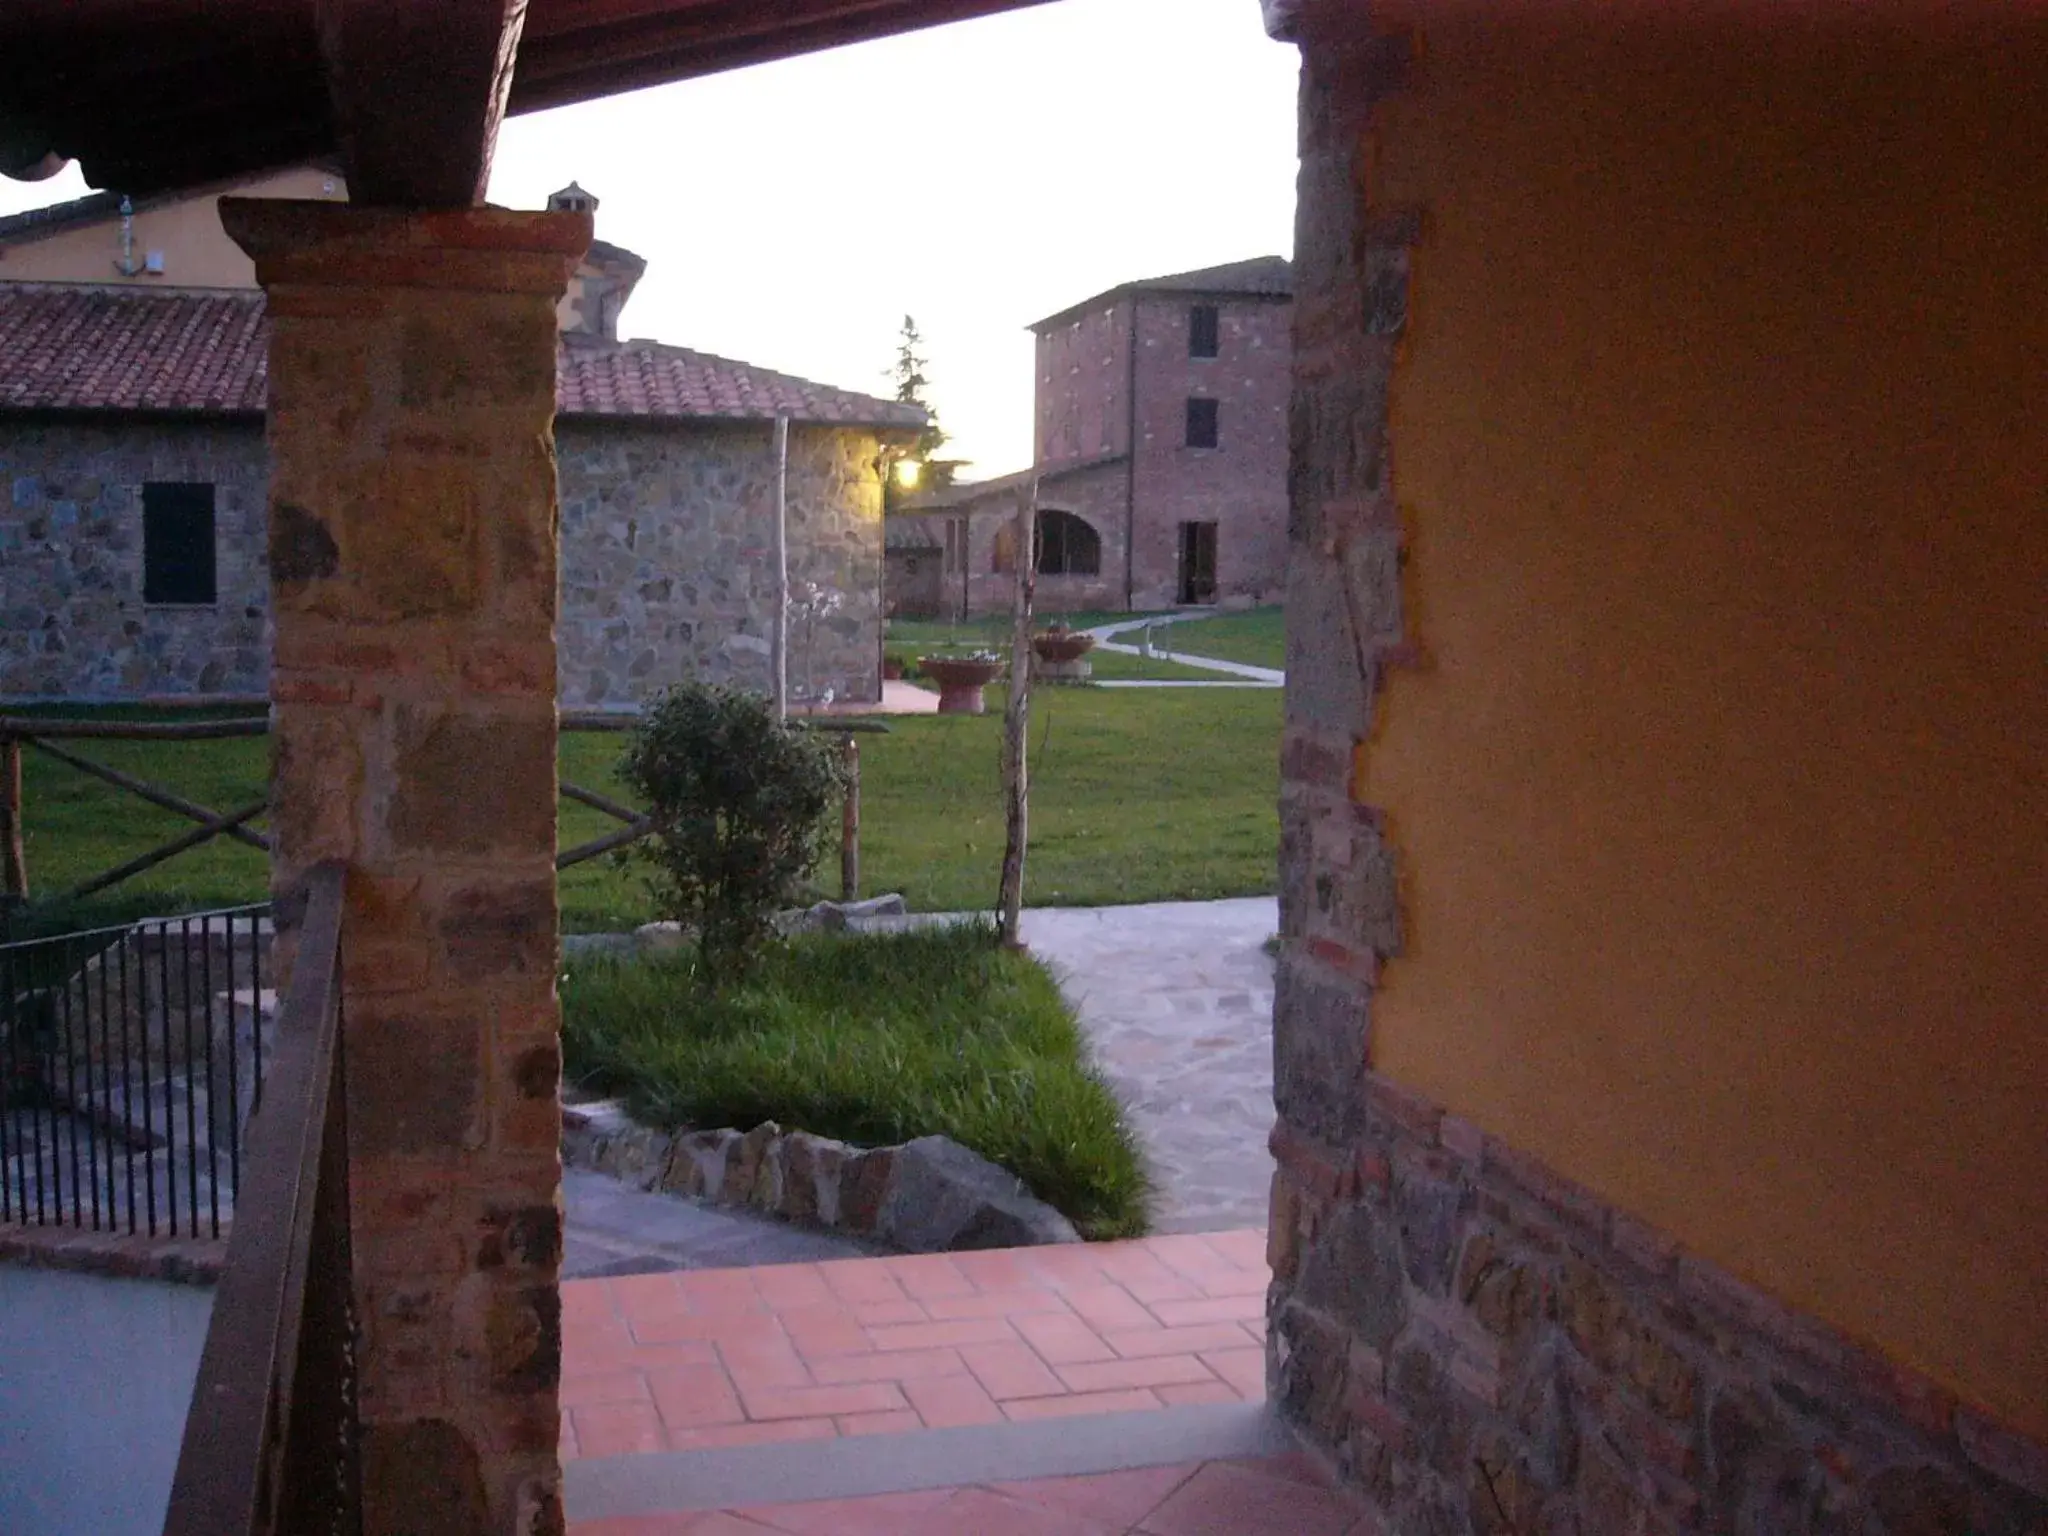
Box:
318, 0, 528, 206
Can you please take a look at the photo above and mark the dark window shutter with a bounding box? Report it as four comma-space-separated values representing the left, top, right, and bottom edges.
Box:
143, 483, 218, 605
1189, 304, 1220, 358
1185, 397, 1220, 449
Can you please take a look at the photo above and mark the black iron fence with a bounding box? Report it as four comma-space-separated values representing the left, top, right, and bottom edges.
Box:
0, 903, 271, 1239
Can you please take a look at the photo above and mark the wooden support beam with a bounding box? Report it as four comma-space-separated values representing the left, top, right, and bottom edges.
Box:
1, 736, 25, 900
317, 0, 529, 205
841, 735, 861, 903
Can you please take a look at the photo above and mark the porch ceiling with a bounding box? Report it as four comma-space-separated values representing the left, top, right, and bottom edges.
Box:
0, 0, 1054, 200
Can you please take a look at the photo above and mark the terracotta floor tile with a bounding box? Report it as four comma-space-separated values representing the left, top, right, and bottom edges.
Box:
912, 1487, 1125, 1536
809, 1346, 967, 1385
901, 1372, 1004, 1428
608, 1272, 688, 1318
631, 1310, 750, 1346
1203, 1229, 1270, 1270
835, 1408, 924, 1436
573, 1401, 668, 1458
678, 1269, 768, 1315
866, 1317, 1019, 1352
850, 1299, 928, 1327
569, 1514, 700, 1535
749, 1263, 834, 1310
678, 1516, 793, 1536
948, 1249, 1044, 1291
739, 1381, 907, 1422
923, 1286, 1072, 1321
1061, 1284, 1158, 1333
665, 1418, 839, 1451
647, 1364, 744, 1431
1011, 1245, 1110, 1288
1223, 1451, 1339, 1489
562, 1278, 621, 1323
1201, 1348, 1268, 1399
992, 1464, 1204, 1527
1147, 1295, 1265, 1329
1192, 1268, 1269, 1298
776, 1304, 869, 1360
1001, 1387, 1161, 1421
560, 1368, 653, 1408
1057, 1354, 1218, 1393
886, 1254, 976, 1299
958, 1340, 1066, 1400
719, 1337, 812, 1393
1135, 1460, 1360, 1536
1095, 1249, 1202, 1304
1013, 1311, 1118, 1366
1105, 1323, 1257, 1359
1140, 1235, 1244, 1284
1156, 1380, 1242, 1406
732, 1489, 959, 1536
820, 1258, 911, 1305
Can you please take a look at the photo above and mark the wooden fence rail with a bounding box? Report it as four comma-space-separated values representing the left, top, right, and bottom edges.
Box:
0, 711, 887, 906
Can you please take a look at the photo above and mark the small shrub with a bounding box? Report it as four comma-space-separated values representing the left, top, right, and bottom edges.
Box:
620, 684, 844, 981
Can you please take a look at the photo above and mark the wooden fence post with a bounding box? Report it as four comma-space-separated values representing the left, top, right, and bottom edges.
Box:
1, 735, 24, 901
997, 479, 1038, 947
840, 734, 861, 902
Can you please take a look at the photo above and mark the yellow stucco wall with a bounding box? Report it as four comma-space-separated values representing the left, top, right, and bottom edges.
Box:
1359, 3, 2048, 1437
0, 167, 344, 288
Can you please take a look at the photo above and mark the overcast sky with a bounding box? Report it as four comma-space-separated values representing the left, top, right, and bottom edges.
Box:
0, 0, 1299, 476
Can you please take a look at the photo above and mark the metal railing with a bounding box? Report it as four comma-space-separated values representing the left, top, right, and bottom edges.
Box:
164, 861, 357, 1536
0, 902, 271, 1239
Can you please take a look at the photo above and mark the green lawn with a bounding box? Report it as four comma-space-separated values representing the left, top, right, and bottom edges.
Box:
10, 685, 1280, 935
886, 614, 1220, 682
562, 922, 1151, 1238
1157, 607, 1286, 671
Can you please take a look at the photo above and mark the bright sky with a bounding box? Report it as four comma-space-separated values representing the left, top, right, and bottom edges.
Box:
0, 0, 1299, 477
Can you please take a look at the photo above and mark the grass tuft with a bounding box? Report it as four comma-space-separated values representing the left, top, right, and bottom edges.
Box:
560, 920, 1152, 1240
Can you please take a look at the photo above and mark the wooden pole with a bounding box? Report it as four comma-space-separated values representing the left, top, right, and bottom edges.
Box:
840, 734, 861, 902
771, 415, 791, 721
1, 735, 25, 900
997, 479, 1038, 947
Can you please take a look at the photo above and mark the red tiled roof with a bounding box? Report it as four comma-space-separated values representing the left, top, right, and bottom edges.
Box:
0, 285, 923, 430
557, 335, 924, 429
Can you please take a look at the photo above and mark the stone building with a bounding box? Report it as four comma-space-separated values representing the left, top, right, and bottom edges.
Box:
888, 256, 1290, 618
0, 179, 919, 707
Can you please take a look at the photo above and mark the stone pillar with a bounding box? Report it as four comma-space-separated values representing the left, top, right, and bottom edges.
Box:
223, 200, 589, 1536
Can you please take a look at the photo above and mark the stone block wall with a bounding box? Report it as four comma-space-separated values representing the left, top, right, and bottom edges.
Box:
556, 419, 884, 709
0, 415, 885, 709
0, 417, 270, 698
1267, 1081, 2048, 1535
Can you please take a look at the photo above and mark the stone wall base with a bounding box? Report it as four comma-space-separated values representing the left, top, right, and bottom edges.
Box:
1267, 1073, 2048, 1534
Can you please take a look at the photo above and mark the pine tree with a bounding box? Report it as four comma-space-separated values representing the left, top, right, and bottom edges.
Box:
888, 315, 961, 504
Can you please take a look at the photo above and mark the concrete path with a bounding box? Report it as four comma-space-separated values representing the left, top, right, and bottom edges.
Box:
0, 1267, 212, 1536
564, 1169, 878, 1280
1019, 899, 1279, 1234
1084, 615, 1285, 688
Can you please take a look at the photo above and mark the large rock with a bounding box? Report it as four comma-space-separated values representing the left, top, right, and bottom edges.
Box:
875, 1136, 1082, 1252
783, 894, 910, 935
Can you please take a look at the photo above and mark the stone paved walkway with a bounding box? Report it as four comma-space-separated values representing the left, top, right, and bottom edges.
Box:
1084, 616, 1285, 688
560, 1232, 1268, 1459
1019, 900, 1278, 1234
565, 1171, 878, 1280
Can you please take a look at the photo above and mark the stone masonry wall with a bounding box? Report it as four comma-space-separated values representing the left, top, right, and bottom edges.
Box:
947, 461, 1131, 618
555, 419, 883, 709
1269, 7, 2048, 1531
0, 415, 883, 708
0, 417, 270, 698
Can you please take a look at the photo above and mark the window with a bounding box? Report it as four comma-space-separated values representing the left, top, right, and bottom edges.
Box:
1189, 304, 1220, 359
1185, 397, 1220, 449
142, 482, 217, 605
1036, 510, 1102, 577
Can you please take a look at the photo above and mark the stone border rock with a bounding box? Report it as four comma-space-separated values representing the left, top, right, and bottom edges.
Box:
563, 1101, 1080, 1254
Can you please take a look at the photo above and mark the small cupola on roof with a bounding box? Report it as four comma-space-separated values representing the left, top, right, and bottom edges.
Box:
548, 182, 599, 215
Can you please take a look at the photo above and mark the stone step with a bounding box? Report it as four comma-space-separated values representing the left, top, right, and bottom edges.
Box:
564, 1402, 1298, 1524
